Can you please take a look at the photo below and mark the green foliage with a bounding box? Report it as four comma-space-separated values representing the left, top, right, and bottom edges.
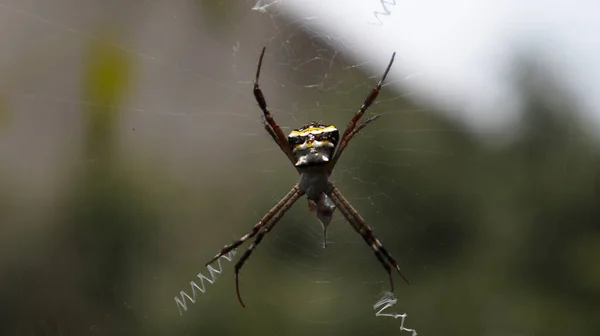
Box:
83, 35, 131, 107
0, 31, 158, 335
83, 34, 132, 152
66, 32, 160, 334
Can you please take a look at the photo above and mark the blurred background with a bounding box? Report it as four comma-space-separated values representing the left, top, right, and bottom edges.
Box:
0, 0, 599, 335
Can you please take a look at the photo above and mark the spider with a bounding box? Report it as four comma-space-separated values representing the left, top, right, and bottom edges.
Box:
206, 47, 409, 307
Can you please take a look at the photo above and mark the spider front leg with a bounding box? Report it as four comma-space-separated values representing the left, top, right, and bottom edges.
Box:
327, 183, 409, 291
328, 52, 395, 172
253, 47, 298, 166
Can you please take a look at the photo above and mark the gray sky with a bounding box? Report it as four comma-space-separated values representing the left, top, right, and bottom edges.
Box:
269, 0, 600, 136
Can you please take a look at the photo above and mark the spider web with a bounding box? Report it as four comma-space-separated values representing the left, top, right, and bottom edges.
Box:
0, 0, 487, 335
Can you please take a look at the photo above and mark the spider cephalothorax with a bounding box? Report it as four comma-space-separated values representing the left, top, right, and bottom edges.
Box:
288, 122, 340, 167
206, 47, 408, 307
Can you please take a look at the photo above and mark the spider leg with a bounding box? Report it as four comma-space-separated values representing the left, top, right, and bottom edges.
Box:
205, 185, 301, 266
330, 115, 381, 167
328, 190, 394, 290
234, 187, 304, 307
327, 183, 409, 290
328, 53, 395, 172
253, 47, 298, 166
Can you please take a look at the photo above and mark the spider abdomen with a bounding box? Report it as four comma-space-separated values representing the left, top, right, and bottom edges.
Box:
298, 168, 330, 201
299, 168, 336, 230
288, 122, 339, 167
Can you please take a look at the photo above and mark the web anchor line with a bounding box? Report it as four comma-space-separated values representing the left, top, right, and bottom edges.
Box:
373, 292, 417, 335
174, 250, 237, 316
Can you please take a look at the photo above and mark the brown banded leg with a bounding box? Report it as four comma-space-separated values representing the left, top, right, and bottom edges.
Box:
330, 115, 381, 169
234, 187, 304, 307
205, 185, 301, 266
327, 189, 394, 290
328, 53, 395, 172
253, 47, 298, 166
327, 183, 409, 289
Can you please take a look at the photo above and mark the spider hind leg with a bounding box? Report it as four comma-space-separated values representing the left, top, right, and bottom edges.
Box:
327, 184, 410, 290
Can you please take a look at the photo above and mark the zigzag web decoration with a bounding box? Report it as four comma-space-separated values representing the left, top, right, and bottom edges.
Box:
174, 250, 237, 315
373, 291, 417, 335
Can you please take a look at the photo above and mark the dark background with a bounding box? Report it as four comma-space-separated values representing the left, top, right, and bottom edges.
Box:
0, 1, 598, 335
